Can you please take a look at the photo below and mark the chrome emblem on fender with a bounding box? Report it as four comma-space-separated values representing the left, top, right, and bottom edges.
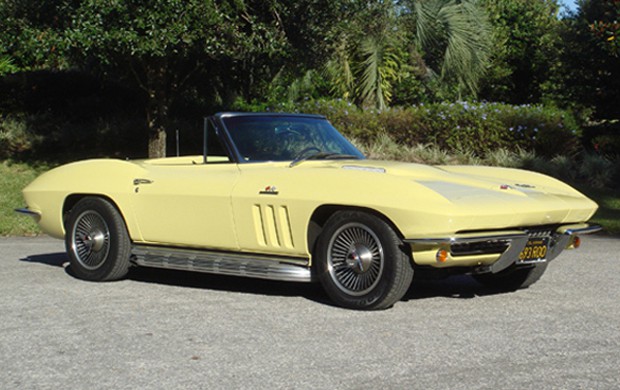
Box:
259, 185, 279, 195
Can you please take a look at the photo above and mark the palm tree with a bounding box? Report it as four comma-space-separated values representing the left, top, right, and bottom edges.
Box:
325, 0, 491, 108
325, 2, 402, 110
357, 32, 403, 110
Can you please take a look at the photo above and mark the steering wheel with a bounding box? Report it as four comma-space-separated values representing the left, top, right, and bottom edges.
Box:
277, 128, 304, 138
292, 146, 321, 161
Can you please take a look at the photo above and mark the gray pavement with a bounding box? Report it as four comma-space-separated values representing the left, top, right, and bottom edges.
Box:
1, 235, 619, 389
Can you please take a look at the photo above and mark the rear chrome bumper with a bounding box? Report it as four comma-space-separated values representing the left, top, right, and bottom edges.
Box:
15, 207, 41, 222
15, 207, 40, 216
405, 223, 601, 273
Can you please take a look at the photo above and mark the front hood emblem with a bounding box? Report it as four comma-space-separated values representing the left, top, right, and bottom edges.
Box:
500, 183, 536, 190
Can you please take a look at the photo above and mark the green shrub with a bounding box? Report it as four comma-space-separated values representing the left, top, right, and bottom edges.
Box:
547, 155, 579, 183
0, 56, 19, 77
0, 116, 42, 159
0, 112, 150, 162
592, 133, 620, 156
579, 153, 617, 189
241, 99, 581, 158
484, 148, 522, 168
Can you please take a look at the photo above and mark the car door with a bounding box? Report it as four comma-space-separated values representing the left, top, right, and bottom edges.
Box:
230, 163, 314, 258
130, 162, 241, 250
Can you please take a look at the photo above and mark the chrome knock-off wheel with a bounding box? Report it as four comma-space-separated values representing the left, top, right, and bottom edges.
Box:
316, 211, 414, 310
71, 210, 111, 270
327, 223, 384, 296
65, 197, 131, 281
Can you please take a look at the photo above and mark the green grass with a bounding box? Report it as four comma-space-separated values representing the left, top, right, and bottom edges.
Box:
0, 161, 49, 236
579, 186, 620, 236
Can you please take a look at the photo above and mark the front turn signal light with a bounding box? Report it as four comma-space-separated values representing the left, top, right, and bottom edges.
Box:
572, 236, 581, 249
436, 249, 449, 263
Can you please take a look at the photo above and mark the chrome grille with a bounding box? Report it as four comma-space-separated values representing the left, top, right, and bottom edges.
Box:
451, 240, 510, 256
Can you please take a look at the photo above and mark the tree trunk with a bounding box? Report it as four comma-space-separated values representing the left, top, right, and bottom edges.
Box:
145, 60, 170, 158
147, 122, 167, 159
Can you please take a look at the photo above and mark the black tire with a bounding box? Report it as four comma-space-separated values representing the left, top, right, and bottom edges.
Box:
473, 263, 548, 291
315, 210, 414, 310
65, 197, 131, 281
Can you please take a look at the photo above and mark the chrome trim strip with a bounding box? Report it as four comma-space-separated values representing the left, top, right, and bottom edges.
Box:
559, 224, 602, 236
131, 245, 313, 282
404, 231, 527, 246
15, 207, 40, 216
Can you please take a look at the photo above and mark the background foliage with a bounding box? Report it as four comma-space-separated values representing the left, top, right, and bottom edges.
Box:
0, 0, 618, 175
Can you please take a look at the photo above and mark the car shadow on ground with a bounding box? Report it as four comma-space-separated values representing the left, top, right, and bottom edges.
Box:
20, 252, 506, 306
20, 252, 68, 267
404, 274, 499, 301
128, 266, 505, 306
128, 265, 330, 302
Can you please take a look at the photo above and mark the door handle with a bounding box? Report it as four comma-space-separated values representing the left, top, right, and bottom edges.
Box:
133, 178, 154, 185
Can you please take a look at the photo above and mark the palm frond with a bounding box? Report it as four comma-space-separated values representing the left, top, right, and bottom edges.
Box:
414, 0, 491, 96
359, 37, 382, 109
438, 0, 491, 94
324, 38, 355, 99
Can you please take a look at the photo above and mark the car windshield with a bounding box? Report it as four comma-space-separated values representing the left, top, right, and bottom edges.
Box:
221, 115, 365, 163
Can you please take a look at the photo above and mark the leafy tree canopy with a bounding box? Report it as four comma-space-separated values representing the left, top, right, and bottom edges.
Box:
554, 0, 620, 120
0, 0, 71, 70
479, 0, 562, 104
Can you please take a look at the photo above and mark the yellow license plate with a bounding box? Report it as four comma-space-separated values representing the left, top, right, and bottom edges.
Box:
518, 237, 549, 262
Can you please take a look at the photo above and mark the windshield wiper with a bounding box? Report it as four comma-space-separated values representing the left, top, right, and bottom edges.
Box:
289, 152, 359, 168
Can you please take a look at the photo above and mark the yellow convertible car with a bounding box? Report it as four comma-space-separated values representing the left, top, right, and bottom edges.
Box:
18, 112, 600, 309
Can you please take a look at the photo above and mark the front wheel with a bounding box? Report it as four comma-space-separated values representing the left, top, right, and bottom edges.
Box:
65, 197, 131, 281
315, 211, 414, 310
473, 263, 548, 291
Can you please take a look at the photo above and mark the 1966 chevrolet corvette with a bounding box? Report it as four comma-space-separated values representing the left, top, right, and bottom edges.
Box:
18, 112, 600, 309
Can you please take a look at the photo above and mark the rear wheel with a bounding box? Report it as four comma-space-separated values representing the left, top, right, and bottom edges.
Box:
315, 210, 414, 310
473, 263, 548, 291
65, 197, 131, 281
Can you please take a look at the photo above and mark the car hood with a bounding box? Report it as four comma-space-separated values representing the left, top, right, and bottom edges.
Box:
286, 159, 598, 234
317, 159, 584, 200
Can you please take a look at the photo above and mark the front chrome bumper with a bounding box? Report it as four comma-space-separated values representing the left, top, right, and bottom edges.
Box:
405, 223, 602, 273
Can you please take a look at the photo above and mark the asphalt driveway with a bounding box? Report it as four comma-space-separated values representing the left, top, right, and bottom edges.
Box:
1, 235, 619, 389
